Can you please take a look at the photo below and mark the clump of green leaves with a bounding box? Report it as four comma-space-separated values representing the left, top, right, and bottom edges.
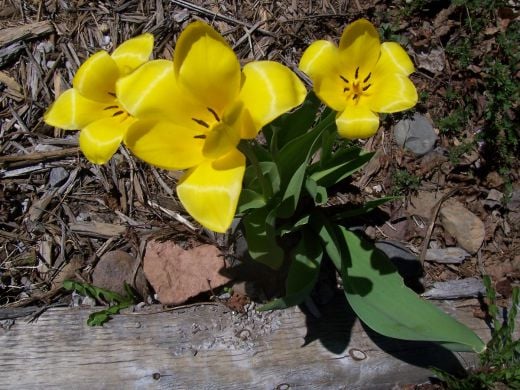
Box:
237, 91, 485, 353
391, 169, 422, 195
433, 276, 520, 389
63, 280, 137, 326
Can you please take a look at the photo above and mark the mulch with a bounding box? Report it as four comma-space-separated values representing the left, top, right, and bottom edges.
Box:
0, 0, 518, 312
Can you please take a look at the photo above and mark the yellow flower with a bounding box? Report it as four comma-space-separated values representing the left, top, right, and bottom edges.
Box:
299, 19, 418, 139
44, 34, 154, 163
117, 22, 306, 232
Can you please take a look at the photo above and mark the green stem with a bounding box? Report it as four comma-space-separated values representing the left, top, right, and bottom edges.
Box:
238, 140, 273, 199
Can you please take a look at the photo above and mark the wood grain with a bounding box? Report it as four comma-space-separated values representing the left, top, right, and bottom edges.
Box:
0, 298, 507, 389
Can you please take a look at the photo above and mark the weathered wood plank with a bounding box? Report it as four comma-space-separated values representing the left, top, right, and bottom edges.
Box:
0, 298, 507, 389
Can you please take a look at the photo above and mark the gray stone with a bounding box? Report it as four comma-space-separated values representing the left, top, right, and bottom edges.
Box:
375, 240, 422, 280
394, 113, 438, 156
48, 167, 69, 188
440, 200, 485, 254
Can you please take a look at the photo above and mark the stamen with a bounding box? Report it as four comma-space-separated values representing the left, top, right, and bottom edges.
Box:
192, 118, 210, 128
363, 72, 372, 83
352, 94, 358, 100
362, 84, 372, 91
112, 110, 124, 116
343, 87, 350, 92
107, 92, 116, 97
340, 75, 349, 83
355, 67, 359, 79
194, 134, 207, 139
104, 105, 118, 110
207, 107, 220, 122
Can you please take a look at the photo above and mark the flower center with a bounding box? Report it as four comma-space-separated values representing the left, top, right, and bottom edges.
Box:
191, 107, 222, 138
340, 67, 372, 104
103, 98, 131, 122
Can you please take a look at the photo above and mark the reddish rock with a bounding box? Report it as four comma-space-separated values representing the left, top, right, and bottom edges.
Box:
143, 240, 231, 305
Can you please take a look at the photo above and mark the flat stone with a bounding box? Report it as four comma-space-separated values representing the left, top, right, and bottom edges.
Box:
425, 247, 470, 264
48, 167, 68, 187
375, 240, 422, 280
440, 201, 485, 254
394, 113, 438, 156
92, 250, 148, 298
143, 240, 231, 305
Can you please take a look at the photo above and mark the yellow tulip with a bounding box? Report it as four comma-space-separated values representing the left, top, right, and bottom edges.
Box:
118, 22, 306, 232
44, 34, 154, 163
299, 19, 418, 139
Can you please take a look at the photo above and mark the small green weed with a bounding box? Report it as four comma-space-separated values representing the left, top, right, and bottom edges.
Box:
63, 280, 138, 326
433, 276, 520, 389
391, 169, 421, 195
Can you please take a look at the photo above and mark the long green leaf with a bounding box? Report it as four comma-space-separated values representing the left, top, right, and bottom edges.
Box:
267, 91, 322, 153
310, 149, 375, 188
259, 229, 323, 310
242, 207, 284, 269
338, 227, 485, 353
331, 196, 399, 221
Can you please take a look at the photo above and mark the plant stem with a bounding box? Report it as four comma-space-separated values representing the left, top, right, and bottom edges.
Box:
238, 140, 273, 199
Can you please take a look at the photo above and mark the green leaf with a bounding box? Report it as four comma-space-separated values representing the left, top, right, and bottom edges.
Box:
259, 229, 323, 310
63, 280, 136, 326
305, 176, 328, 205
275, 121, 328, 218
310, 211, 343, 270
242, 207, 284, 269
237, 189, 266, 213
266, 91, 322, 152
331, 196, 399, 221
243, 160, 280, 196
310, 148, 375, 188
338, 227, 486, 353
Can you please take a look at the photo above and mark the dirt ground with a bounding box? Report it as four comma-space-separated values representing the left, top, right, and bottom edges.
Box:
0, 0, 519, 323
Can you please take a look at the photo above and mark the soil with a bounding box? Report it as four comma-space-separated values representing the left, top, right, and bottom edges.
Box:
0, 0, 518, 349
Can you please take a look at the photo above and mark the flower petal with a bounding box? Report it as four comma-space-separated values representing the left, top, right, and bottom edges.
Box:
203, 123, 240, 159
299, 40, 341, 82
314, 74, 348, 112
338, 19, 381, 81
79, 116, 133, 164
378, 42, 415, 76
117, 59, 213, 128
173, 21, 241, 114
125, 119, 204, 170
336, 105, 380, 139
239, 61, 306, 134
366, 73, 418, 113
177, 148, 245, 233
73, 51, 120, 103
110, 33, 154, 76
44, 89, 110, 129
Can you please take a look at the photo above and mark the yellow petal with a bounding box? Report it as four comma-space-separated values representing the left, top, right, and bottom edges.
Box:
73, 51, 119, 103
124, 119, 205, 170
377, 42, 415, 76
44, 88, 111, 129
117, 59, 213, 128
314, 74, 348, 112
177, 148, 245, 233
239, 61, 307, 133
203, 122, 240, 159
173, 21, 241, 114
299, 40, 341, 81
338, 19, 381, 81
111, 33, 154, 76
79, 116, 133, 164
336, 105, 380, 139
366, 73, 418, 113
